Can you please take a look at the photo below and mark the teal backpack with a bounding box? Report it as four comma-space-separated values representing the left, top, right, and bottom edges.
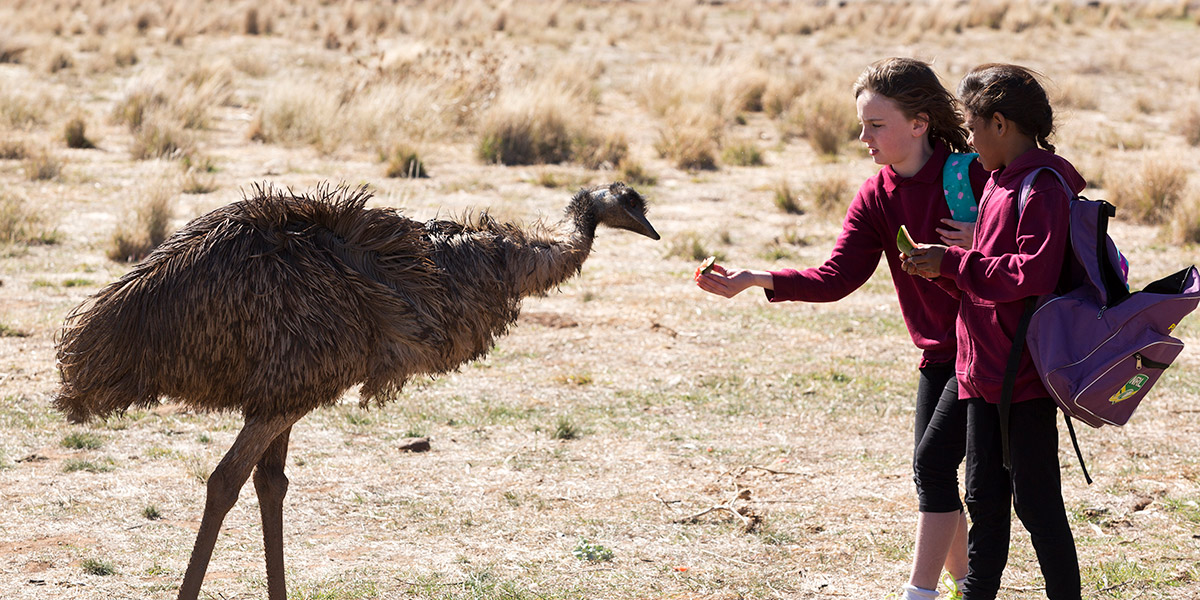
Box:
943, 152, 979, 221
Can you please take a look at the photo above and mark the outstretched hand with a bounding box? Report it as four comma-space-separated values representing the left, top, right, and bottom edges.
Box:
694, 264, 759, 298
902, 245, 947, 279
937, 218, 975, 249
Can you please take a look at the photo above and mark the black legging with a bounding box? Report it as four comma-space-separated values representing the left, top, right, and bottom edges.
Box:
912, 362, 967, 513
962, 397, 1081, 600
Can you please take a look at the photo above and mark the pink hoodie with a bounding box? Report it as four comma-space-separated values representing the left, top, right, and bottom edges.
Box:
938, 148, 1085, 403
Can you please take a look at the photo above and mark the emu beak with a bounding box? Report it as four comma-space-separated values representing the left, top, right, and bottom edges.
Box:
629, 211, 660, 240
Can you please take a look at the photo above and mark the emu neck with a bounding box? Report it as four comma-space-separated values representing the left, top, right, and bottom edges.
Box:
511, 219, 595, 298
507, 192, 599, 297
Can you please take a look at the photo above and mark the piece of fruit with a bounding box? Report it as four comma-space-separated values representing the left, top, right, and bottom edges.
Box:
896, 225, 916, 255
699, 256, 717, 275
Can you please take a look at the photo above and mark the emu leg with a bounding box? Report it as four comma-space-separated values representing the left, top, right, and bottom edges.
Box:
177, 414, 300, 600
253, 426, 293, 600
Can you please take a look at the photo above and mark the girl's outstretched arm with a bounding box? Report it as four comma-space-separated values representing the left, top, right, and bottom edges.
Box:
695, 264, 774, 298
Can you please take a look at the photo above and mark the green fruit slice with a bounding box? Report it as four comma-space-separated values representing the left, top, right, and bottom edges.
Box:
896, 225, 916, 255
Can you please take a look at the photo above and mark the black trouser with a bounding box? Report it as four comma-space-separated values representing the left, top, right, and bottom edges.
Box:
963, 397, 1081, 600
912, 362, 967, 513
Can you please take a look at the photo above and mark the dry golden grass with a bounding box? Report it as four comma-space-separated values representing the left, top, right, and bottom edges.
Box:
1109, 157, 1190, 225
1, 2, 1199, 599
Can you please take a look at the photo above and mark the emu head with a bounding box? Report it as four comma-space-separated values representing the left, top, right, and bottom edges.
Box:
575, 182, 660, 240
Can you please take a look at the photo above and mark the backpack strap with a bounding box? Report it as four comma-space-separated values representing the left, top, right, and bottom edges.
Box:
999, 298, 1094, 485
1004, 166, 1097, 484
1016, 166, 1072, 216
942, 152, 979, 222
999, 297, 1036, 474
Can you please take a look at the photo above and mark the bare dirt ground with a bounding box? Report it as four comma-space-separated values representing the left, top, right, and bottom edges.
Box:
1, 2, 1199, 599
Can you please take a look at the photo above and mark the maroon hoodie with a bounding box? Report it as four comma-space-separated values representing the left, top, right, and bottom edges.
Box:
767, 142, 987, 367
938, 148, 1084, 403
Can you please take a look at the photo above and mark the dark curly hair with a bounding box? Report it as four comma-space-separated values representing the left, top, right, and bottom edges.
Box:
853, 57, 971, 154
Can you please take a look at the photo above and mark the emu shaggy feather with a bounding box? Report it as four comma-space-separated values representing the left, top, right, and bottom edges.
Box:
55, 181, 648, 422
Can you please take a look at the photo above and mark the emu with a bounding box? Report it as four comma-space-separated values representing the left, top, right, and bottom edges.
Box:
54, 181, 658, 600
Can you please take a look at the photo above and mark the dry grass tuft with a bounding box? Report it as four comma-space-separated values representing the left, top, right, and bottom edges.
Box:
23, 147, 63, 181
1166, 187, 1200, 245
383, 146, 429, 178
63, 116, 96, 149
108, 184, 175, 262
0, 138, 29, 160
616, 158, 657, 187
130, 114, 195, 160
1178, 102, 1200, 147
249, 81, 343, 153
655, 105, 722, 171
476, 87, 615, 167
772, 179, 802, 215
806, 172, 853, 219
1108, 157, 1189, 225
722, 141, 766, 167
786, 84, 859, 156
0, 192, 56, 245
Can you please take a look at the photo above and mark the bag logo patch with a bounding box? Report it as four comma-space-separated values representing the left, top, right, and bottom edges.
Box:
1109, 374, 1150, 404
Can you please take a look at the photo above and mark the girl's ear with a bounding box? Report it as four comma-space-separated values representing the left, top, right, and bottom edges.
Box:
911, 113, 930, 137
992, 112, 1009, 136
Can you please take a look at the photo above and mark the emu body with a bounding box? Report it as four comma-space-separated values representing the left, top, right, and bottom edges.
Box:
54, 182, 657, 600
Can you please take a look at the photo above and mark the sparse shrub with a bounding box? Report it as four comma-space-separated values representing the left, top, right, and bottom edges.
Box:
62, 432, 104, 450
722, 142, 765, 167
552, 415, 579, 440
762, 75, 810, 119
617, 158, 657, 187
45, 48, 74, 73
181, 155, 218, 194
788, 85, 858, 156
725, 69, 770, 114
573, 130, 629, 170
478, 100, 575, 166
806, 173, 852, 219
383, 146, 429, 178
665, 232, 713, 262
249, 83, 343, 152
656, 126, 718, 171
112, 85, 168, 131
1108, 158, 1188, 225
64, 116, 96, 149
108, 185, 174, 262
0, 323, 29, 338
143, 505, 162, 520
80, 558, 116, 576
0, 138, 28, 160
130, 115, 194, 160
23, 148, 63, 181
0, 193, 57, 245
572, 539, 613, 562
1, 92, 47, 130
0, 32, 28, 64
773, 179, 802, 215
1166, 188, 1200, 244
63, 458, 112, 473
1178, 103, 1200, 147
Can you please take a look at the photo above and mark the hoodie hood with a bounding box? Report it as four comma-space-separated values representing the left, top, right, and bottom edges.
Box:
993, 148, 1087, 197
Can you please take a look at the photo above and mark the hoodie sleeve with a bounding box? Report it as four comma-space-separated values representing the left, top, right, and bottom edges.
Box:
766, 186, 882, 303
940, 181, 1070, 303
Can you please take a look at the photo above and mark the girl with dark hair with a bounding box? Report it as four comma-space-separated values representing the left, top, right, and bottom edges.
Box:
904, 63, 1083, 600
696, 57, 984, 600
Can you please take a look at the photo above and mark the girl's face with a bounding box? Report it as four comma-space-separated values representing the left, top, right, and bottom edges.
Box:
964, 110, 1002, 170
856, 90, 929, 177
